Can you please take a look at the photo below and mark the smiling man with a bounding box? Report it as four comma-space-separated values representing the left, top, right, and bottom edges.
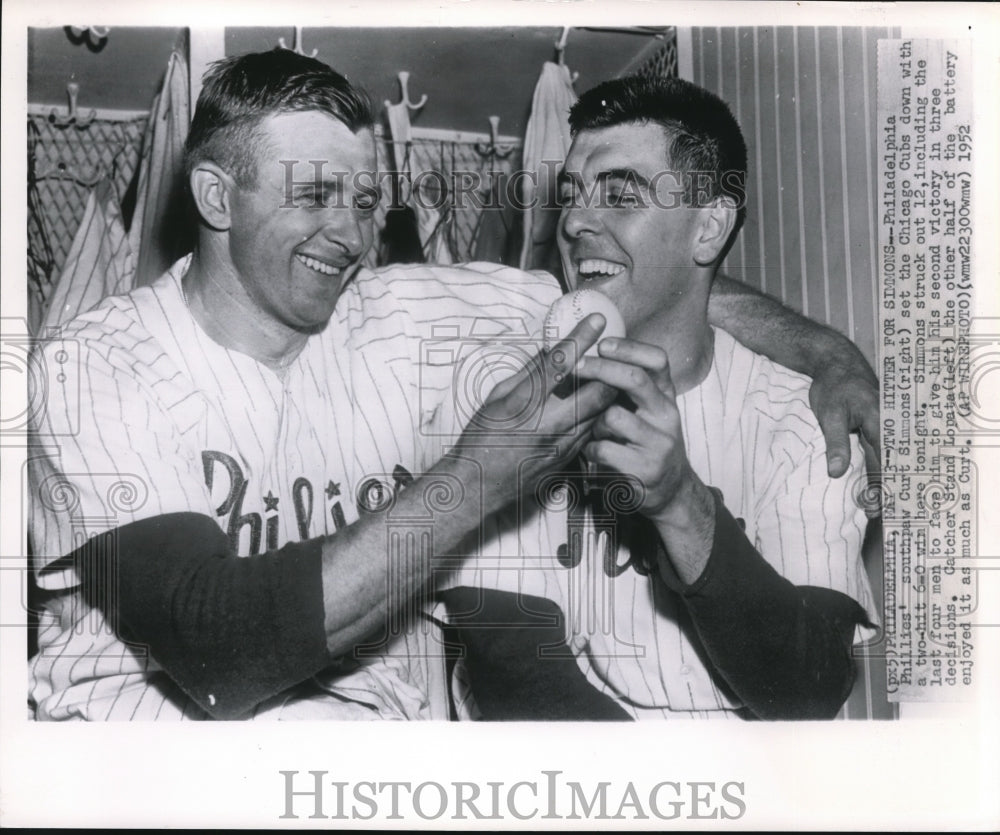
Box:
29, 52, 878, 721
446, 75, 879, 721
28, 50, 616, 720
184, 113, 376, 359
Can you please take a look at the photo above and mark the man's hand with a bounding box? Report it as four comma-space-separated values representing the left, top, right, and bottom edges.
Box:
573, 338, 716, 584
572, 338, 688, 516
708, 273, 880, 492
808, 352, 881, 516
452, 314, 618, 516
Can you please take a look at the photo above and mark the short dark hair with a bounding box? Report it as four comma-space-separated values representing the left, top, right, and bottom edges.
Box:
183, 49, 375, 189
569, 75, 747, 231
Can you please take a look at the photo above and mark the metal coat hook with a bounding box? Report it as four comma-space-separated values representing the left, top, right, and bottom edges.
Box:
278, 26, 318, 57
386, 72, 428, 111
48, 81, 96, 127
34, 138, 128, 189
66, 26, 110, 48
474, 116, 515, 160
34, 159, 105, 188
555, 27, 570, 64
553, 27, 580, 82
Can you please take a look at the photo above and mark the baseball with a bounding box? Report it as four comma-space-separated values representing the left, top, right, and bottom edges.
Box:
543, 289, 628, 357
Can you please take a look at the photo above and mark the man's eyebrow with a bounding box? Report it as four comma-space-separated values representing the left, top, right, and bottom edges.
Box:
556, 168, 651, 189
599, 167, 650, 188
556, 169, 576, 188
290, 177, 350, 192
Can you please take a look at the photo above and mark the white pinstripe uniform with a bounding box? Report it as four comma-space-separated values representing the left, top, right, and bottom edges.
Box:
449, 327, 879, 720
29, 256, 559, 721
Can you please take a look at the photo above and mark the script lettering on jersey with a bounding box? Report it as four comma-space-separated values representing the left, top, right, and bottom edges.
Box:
554, 483, 743, 579
356, 464, 415, 515
201, 451, 415, 554
550, 467, 655, 578
202, 451, 264, 554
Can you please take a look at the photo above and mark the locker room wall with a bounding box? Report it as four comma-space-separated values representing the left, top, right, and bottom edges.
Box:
685, 25, 901, 368
682, 26, 898, 720
28, 26, 660, 289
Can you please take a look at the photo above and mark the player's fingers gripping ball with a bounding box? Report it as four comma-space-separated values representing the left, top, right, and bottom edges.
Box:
543, 289, 628, 362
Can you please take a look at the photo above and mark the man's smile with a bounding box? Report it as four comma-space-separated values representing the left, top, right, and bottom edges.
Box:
576, 257, 626, 280
295, 252, 346, 277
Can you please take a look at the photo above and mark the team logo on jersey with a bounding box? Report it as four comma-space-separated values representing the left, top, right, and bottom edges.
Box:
537, 464, 654, 578
356, 465, 415, 514
202, 451, 414, 554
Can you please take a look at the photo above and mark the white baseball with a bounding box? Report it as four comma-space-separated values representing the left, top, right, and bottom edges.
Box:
543, 289, 627, 358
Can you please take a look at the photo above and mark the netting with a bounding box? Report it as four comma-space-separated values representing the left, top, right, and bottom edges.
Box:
28, 113, 147, 312
27, 115, 524, 308
380, 137, 523, 266
632, 31, 679, 81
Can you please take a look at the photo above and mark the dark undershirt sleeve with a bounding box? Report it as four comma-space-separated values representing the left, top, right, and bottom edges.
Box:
71, 512, 330, 720
656, 490, 871, 720
438, 586, 632, 721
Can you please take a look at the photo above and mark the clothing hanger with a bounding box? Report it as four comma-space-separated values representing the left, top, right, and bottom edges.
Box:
555, 27, 570, 65
48, 80, 97, 128
33, 160, 105, 188
33, 140, 130, 193
65, 26, 110, 49
277, 26, 318, 58
385, 71, 428, 112
473, 116, 515, 160
554, 27, 580, 82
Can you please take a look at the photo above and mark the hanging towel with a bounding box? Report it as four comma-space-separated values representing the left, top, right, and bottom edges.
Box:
519, 61, 577, 278
385, 101, 453, 265
42, 177, 135, 332
129, 50, 192, 287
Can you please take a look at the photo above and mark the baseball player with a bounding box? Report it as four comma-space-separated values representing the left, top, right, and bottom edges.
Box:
28, 51, 606, 721
29, 51, 879, 721
443, 75, 879, 720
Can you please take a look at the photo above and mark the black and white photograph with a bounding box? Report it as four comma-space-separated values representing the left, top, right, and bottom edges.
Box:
2, 0, 998, 829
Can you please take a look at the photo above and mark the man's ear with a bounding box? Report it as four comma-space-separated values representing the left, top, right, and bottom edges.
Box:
693, 197, 738, 266
189, 162, 235, 231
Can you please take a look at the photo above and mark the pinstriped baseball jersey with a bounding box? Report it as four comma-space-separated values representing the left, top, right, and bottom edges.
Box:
29, 256, 560, 721
449, 327, 878, 719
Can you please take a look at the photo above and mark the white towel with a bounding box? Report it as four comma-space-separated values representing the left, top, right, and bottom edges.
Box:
519, 61, 577, 274
42, 178, 135, 332
129, 50, 191, 288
